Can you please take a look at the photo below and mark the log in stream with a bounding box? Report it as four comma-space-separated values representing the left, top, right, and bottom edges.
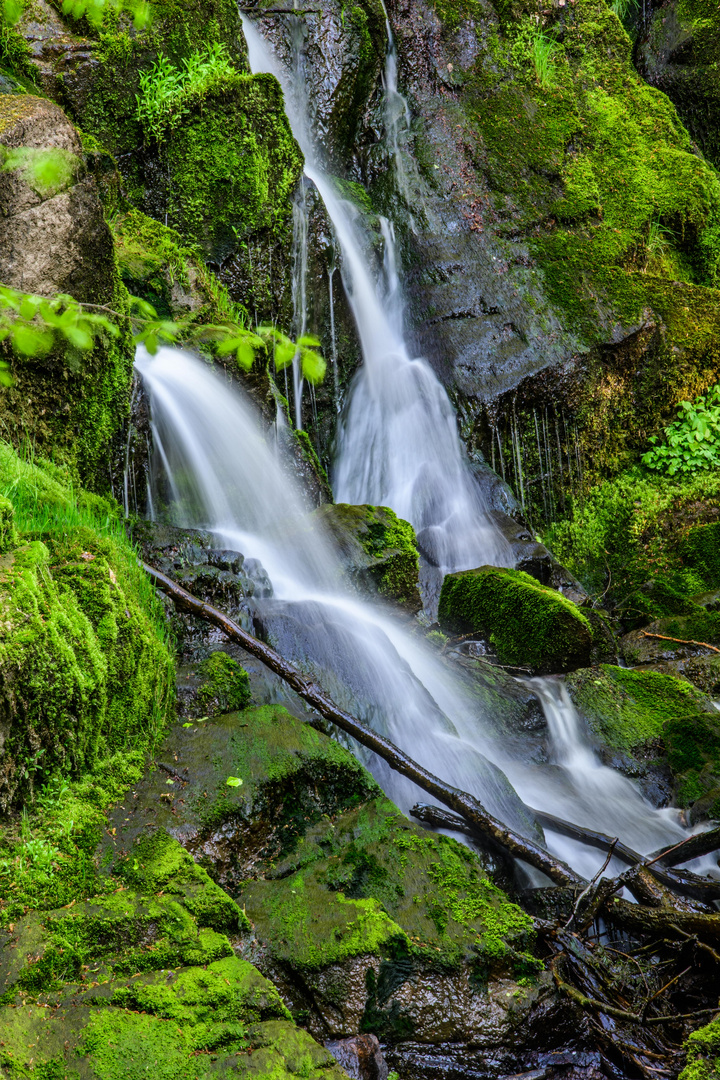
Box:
145, 561, 720, 1076
143, 560, 582, 886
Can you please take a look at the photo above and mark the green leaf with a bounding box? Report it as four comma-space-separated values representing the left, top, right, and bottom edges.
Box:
226, 776, 243, 787
12, 324, 53, 356
0, 361, 14, 387
235, 340, 255, 371
2, 0, 23, 25
62, 326, 94, 350
301, 347, 326, 384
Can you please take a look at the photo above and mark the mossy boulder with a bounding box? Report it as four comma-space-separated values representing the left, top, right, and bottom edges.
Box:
680, 1015, 720, 1080
313, 503, 422, 612
566, 664, 720, 815
0, 828, 346, 1080
98, 704, 549, 1050
196, 651, 252, 715
438, 566, 592, 674
0, 445, 174, 812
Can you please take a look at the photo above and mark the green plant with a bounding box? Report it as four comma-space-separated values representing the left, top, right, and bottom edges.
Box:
643, 219, 676, 272
254, 326, 327, 384
136, 44, 237, 143
642, 385, 720, 475
531, 32, 561, 88
610, 0, 638, 23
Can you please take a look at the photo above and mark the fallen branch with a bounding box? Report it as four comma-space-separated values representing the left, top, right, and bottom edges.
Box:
640, 631, 720, 654
144, 561, 582, 886
607, 898, 720, 942
647, 825, 720, 868
413, 803, 720, 904
564, 840, 617, 930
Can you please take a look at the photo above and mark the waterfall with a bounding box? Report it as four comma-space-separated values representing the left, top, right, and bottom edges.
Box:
240, 14, 513, 584
501, 678, 714, 881
136, 345, 534, 839
136, 346, 709, 879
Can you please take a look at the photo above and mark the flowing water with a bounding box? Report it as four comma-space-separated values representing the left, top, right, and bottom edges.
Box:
135, 345, 713, 881
131, 16, 718, 884
239, 14, 512, 584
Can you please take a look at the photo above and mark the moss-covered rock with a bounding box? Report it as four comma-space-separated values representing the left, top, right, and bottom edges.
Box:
566, 663, 720, 814
0, 496, 16, 553
0, 824, 346, 1080
679, 1015, 720, 1080
0, 444, 174, 812
196, 651, 252, 715
565, 664, 715, 753
639, 0, 720, 173
438, 565, 592, 673
313, 503, 422, 612
543, 466, 720, 624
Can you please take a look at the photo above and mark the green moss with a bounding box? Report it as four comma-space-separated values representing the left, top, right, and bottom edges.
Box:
313, 503, 421, 610
0, 495, 17, 552
438, 565, 592, 673
566, 664, 713, 751
544, 466, 720, 620
197, 652, 251, 714
0, 444, 173, 813
682, 523, 720, 590
241, 797, 537, 977
680, 1015, 720, 1080
164, 74, 302, 257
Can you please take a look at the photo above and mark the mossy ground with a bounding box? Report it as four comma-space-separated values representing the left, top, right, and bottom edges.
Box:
438, 565, 592, 673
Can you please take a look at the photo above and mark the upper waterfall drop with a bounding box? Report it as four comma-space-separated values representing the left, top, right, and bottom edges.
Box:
239, 13, 513, 581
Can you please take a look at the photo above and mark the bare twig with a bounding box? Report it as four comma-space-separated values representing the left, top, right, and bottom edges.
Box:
640, 631, 720, 654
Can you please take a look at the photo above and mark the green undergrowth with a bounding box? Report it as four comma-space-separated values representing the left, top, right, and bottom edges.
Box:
0, 441, 174, 814
136, 43, 237, 143
438, 565, 593, 673
544, 466, 720, 625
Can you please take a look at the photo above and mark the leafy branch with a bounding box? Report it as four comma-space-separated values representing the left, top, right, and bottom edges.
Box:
0, 286, 327, 387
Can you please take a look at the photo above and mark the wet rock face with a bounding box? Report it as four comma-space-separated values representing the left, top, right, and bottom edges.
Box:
638, 0, 720, 171
326, 1033, 389, 1080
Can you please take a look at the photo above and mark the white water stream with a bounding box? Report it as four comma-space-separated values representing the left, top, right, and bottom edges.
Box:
239, 14, 512, 580
135, 346, 714, 882
132, 15, 718, 884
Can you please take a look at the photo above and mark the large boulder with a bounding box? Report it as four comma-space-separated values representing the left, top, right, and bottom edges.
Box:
312, 502, 422, 612
438, 566, 593, 674
0, 92, 133, 487
98, 703, 575, 1075
0, 827, 347, 1080
0, 445, 173, 812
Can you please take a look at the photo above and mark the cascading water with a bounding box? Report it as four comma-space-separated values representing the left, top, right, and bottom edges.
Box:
132, 14, 717, 885
136, 345, 534, 841
135, 346, 714, 881
239, 14, 513, 588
